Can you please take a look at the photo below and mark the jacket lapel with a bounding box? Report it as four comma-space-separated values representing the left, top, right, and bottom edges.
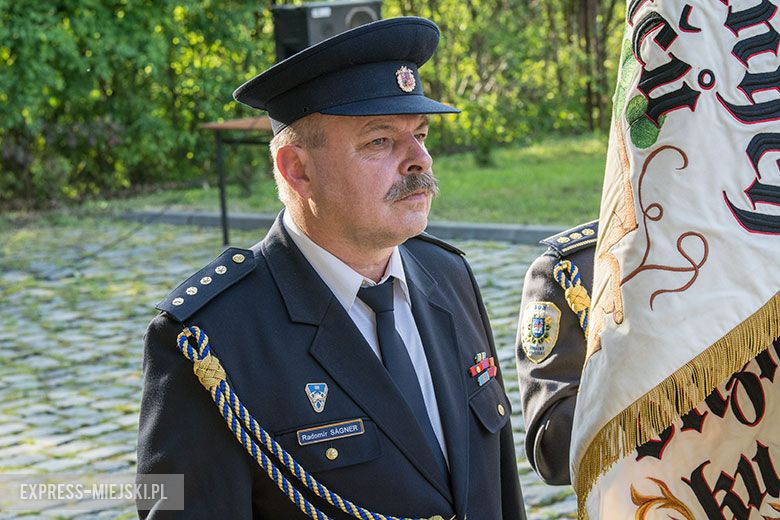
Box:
401, 246, 470, 519
309, 303, 452, 502
258, 213, 453, 503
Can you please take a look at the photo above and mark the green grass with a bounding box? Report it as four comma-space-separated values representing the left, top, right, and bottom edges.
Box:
432, 134, 606, 224
85, 133, 608, 226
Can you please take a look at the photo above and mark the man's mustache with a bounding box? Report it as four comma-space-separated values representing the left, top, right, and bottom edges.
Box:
384, 172, 439, 202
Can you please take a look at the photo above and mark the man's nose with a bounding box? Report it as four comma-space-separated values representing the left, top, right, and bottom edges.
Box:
400, 135, 433, 176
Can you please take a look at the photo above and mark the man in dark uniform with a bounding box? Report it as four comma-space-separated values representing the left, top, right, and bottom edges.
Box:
137, 17, 526, 520
515, 221, 597, 486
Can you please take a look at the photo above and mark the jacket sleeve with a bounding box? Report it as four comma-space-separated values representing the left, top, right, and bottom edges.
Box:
515, 254, 586, 486
136, 313, 254, 519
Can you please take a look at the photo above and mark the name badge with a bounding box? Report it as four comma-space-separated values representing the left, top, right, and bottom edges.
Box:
297, 419, 365, 446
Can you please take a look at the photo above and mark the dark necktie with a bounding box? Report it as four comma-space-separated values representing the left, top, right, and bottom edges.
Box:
357, 278, 449, 479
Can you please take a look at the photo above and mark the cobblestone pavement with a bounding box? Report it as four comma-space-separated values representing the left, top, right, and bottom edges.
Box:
0, 216, 576, 519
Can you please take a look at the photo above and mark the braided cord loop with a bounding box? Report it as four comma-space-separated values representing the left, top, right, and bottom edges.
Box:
176, 326, 434, 520
553, 260, 591, 338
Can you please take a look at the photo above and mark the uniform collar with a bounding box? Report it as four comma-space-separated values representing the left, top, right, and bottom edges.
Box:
282, 211, 411, 312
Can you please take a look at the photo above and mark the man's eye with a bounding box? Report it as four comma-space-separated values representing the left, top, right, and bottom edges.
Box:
370, 137, 387, 146
415, 133, 427, 142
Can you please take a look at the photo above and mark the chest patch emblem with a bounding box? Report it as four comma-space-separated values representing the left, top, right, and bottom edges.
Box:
297, 419, 365, 446
305, 383, 328, 413
519, 301, 561, 363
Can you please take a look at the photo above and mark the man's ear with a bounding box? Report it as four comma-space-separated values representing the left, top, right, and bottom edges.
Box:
275, 145, 312, 199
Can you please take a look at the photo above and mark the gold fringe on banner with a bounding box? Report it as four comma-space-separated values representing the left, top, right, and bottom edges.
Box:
574, 290, 780, 519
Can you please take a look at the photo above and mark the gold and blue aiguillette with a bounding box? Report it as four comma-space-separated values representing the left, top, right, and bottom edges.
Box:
468, 352, 497, 386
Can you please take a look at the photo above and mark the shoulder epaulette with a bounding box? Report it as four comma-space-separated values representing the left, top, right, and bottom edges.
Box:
541, 220, 599, 257
156, 247, 255, 322
411, 232, 465, 256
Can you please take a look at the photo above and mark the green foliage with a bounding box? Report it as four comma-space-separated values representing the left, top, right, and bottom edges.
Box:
393, 0, 624, 161
89, 134, 607, 225
1, 0, 275, 208
1, 0, 624, 208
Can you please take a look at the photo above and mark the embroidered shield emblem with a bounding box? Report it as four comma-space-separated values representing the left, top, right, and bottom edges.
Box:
531, 315, 546, 338
305, 383, 328, 413
519, 301, 561, 363
395, 66, 416, 93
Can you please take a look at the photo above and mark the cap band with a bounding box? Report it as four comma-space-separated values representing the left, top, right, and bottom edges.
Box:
266, 61, 421, 125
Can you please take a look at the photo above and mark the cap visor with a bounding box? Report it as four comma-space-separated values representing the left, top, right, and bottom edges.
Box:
319, 94, 460, 117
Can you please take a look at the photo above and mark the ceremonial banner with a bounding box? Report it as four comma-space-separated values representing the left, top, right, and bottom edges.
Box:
571, 1, 780, 518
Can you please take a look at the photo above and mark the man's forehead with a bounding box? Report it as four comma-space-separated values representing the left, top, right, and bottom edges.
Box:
355, 114, 430, 131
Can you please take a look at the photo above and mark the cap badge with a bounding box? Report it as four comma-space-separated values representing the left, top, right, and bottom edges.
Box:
395, 66, 416, 93
305, 383, 328, 413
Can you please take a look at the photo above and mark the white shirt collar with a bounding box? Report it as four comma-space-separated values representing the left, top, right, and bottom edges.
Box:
282, 211, 410, 311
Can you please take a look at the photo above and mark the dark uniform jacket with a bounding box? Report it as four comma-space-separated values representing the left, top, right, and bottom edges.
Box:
138, 213, 526, 520
515, 221, 597, 486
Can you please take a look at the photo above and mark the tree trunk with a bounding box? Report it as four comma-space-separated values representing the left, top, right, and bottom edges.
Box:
582, 0, 596, 131
597, 0, 621, 130
546, 1, 565, 92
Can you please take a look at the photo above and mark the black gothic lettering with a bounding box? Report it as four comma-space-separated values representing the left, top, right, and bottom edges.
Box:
735, 455, 765, 509
633, 12, 678, 64
636, 425, 674, 460
724, 191, 780, 234
726, 369, 766, 426
746, 133, 780, 174
753, 442, 780, 497
725, 0, 778, 36
755, 348, 778, 382
745, 180, 780, 207
680, 407, 707, 432
683, 461, 734, 520
717, 94, 780, 124
685, 443, 780, 518
646, 83, 700, 124
732, 27, 780, 66
720, 0, 780, 232
637, 55, 692, 96
679, 4, 701, 32
627, 0, 651, 25
705, 388, 729, 419
738, 66, 780, 103
630, 11, 699, 126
